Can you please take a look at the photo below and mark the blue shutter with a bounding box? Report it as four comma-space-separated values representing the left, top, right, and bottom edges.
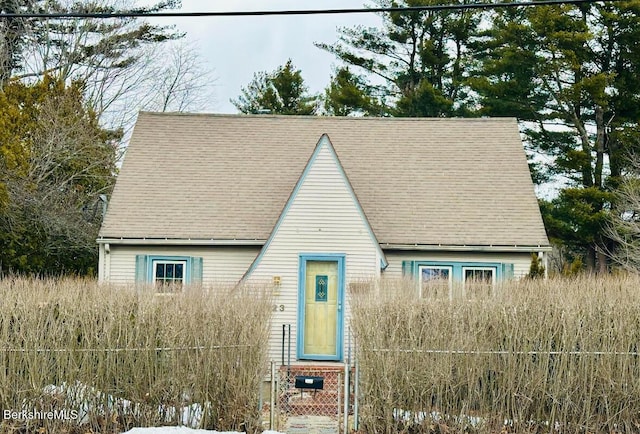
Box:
190, 257, 203, 284
402, 260, 415, 277
502, 263, 514, 280
135, 255, 149, 284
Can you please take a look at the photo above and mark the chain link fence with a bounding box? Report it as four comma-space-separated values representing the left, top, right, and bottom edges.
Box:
264, 362, 355, 433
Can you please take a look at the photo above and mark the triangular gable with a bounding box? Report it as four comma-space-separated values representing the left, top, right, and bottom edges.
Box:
242, 134, 388, 281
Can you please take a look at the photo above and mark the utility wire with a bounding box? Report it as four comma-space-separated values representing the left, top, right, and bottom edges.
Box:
0, 344, 252, 353
0, 0, 623, 19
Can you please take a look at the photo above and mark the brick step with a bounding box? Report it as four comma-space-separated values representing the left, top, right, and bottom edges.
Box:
281, 389, 340, 399
285, 401, 341, 417
276, 365, 354, 417
279, 390, 355, 416
280, 392, 339, 406
279, 365, 351, 375
279, 367, 349, 387
286, 383, 341, 391
282, 391, 340, 415
284, 371, 343, 376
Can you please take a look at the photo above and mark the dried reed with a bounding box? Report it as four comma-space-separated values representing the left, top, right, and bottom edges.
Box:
352, 275, 640, 434
0, 278, 271, 434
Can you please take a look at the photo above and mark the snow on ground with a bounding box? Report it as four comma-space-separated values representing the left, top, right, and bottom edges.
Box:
42, 383, 286, 434
121, 429, 284, 434
121, 429, 241, 434
394, 408, 482, 428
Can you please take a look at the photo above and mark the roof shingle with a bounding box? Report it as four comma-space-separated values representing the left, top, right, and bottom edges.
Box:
99, 113, 550, 247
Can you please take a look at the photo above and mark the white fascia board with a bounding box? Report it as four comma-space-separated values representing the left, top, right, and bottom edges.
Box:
96, 238, 265, 246
381, 243, 553, 253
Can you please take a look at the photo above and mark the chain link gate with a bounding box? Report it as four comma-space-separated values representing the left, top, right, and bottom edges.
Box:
263, 325, 357, 433
265, 361, 354, 433
281, 365, 342, 433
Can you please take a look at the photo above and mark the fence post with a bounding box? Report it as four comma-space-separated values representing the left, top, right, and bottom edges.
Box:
343, 361, 350, 434
337, 372, 342, 433
354, 350, 359, 431
270, 360, 276, 430
287, 324, 291, 372
281, 325, 285, 366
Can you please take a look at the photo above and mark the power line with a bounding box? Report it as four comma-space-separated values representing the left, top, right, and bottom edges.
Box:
0, 344, 253, 353
0, 0, 621, 19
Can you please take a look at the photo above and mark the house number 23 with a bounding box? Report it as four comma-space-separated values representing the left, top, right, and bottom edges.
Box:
272, 304, 285, 312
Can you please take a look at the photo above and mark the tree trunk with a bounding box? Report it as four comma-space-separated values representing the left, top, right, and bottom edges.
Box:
597, 247, 608, 274
594, 106, 606, 188
585, 245, 597, 270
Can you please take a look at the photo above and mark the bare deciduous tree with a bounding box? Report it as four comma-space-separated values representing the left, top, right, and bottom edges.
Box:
0, 0, 34, 85
0, 78, 118, 274
2, 1, 216, 131
604, 154, 640, 272
143, 40, 216, 113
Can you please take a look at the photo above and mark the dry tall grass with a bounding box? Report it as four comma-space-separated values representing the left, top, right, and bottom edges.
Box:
352, 275, 640, 434
0, 278, 271, 434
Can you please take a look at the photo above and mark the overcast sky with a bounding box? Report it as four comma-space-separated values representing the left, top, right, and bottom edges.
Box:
142, 2, 561, 199
149, 1, 383, 113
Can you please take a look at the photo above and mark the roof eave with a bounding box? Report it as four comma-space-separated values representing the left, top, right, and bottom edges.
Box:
96, 237, 265, 246
381, 243, 552, 253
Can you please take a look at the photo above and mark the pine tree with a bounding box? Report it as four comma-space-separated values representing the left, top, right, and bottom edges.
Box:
316, 0, 481, 116
232, 60, 317, 115
323, 67, 383, 116
472, 2, 640, 271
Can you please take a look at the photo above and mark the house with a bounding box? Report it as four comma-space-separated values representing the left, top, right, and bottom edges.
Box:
97, 112, 550, 363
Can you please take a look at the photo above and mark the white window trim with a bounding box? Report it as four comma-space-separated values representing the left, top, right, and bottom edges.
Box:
418, 265, 453, 300
462, 266, 496, 296
152, 259, 187, 293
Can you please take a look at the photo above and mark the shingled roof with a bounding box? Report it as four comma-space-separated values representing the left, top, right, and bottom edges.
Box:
98, 112, 549, 248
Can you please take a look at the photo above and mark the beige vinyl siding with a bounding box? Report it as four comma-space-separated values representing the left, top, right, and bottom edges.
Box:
247, 139, 381, 363
383, 250, 534, 279
104, 245, 260, 285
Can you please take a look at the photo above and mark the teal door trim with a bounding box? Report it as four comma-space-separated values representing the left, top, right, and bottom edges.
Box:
297, 253, 345, 361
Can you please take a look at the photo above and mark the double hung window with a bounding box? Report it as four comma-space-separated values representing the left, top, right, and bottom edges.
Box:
419, 265, 452, 299
153, 260, 187, 292
135, 255, 203, 292
462, 267, 495, 298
